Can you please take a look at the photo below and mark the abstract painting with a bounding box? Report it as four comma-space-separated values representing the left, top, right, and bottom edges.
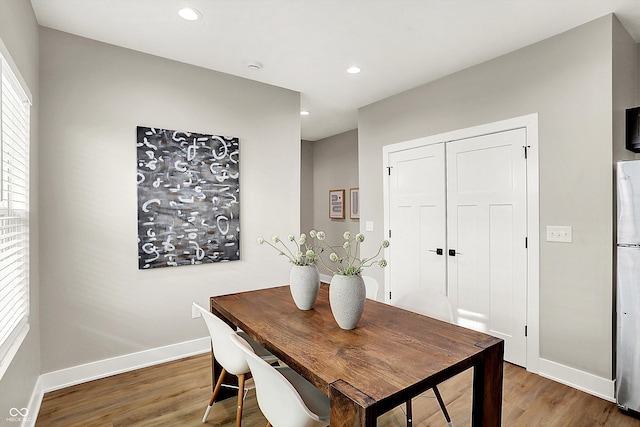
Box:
136, 126, 240, 269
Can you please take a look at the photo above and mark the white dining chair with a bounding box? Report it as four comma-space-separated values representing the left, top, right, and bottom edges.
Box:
192, 302, 278, 427
362, 275, 379, 300
229, 332, 330, 427
394, 288, 455, 427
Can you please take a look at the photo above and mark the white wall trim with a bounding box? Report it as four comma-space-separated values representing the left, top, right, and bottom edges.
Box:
538, 358, 615, 402
39, 337, 210, 393
21, 337, 210, 427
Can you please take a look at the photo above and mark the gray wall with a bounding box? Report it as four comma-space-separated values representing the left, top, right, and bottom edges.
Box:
301, 140, 314, 234
39, 28, 301, 372
0, 0, 41, 418
359, 15, 627, 379
311, 130, 360, 276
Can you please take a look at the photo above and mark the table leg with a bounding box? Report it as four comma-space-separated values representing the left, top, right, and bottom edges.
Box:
329, 379, 376, 427
472, 338, 504, 427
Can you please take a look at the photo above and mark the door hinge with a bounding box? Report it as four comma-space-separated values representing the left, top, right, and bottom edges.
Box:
523, 145, 531, 159
387, 166, 393, 175
525, 237, 528, 248
525, 325, 528, 337
389, 229, 392, 238
389, 291, 392, 299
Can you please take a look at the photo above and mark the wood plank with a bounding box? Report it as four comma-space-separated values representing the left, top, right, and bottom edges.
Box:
36, 353, 640, 426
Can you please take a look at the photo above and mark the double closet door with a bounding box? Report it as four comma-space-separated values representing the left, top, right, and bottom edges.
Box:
386, 128, 528, 366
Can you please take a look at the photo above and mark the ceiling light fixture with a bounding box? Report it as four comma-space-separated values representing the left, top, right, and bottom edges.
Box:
300, 111, 310, 116
347, 66, 361, 74
178, 7, 201, 21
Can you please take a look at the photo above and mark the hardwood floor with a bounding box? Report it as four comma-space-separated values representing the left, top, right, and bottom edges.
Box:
36, 353, 640, 426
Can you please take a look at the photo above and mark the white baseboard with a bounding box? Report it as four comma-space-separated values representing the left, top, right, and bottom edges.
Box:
21, 337, 210, 427
320, 273, 332, 283
39, 337, 210, 393
538, 358, 615, 402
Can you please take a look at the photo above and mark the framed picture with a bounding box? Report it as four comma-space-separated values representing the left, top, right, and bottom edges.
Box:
350, 188, 360, 219
329, 189, 345, 219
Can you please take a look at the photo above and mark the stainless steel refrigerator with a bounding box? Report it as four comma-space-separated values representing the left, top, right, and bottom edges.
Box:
616, 160, 640, 414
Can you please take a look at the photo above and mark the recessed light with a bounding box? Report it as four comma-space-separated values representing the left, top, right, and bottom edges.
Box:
347, 66, 361, 74
300, 111, 310, 116
178, 7, 201, 21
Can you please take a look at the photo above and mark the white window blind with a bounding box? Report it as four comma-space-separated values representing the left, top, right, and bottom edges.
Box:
0, 53, 30, 376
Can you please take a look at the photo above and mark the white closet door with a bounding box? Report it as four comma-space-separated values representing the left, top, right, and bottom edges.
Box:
388, 143, 446, 303
446, 128, 528, 367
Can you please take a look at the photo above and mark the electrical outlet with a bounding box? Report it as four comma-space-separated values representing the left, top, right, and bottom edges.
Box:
192, 305, 202, 319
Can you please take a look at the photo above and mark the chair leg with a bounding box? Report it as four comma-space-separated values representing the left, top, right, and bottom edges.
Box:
266, 423, 272, 427
433, 386, 454, 427
236, 373, 246, 427
202, 368, 227, 423
405, 398, 413, 427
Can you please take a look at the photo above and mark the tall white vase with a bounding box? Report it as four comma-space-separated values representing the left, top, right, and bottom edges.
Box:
289, 265, 320, 310
329, 274, 366, 330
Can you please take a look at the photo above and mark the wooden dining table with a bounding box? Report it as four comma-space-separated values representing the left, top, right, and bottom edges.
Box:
210, 283, 504, 427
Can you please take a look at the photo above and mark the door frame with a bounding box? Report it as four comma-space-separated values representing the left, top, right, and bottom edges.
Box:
382, 113, 539, 373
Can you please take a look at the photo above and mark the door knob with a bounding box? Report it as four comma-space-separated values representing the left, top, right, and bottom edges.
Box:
428, 248, 444, 255
448, 249, 462, 256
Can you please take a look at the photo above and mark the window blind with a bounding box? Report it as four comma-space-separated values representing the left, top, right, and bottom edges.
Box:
0, 54, 30, 374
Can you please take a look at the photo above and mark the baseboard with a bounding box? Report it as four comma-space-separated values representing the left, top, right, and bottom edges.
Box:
538, 358, 615, 402
22, 337, 209, 427
320, 273, 332, 283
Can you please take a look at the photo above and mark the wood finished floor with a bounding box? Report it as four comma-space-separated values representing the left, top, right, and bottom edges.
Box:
36, 353, 640, 426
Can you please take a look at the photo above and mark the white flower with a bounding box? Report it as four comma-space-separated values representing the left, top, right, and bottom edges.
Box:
316, 231, 326, 241
257, 237, 265, 244
309, 230, 317, 238
343, 231, 351, 240
305, 249, 315, 259
378, 259, 387, 268
343, 241, 350, 250
329, 252, 339, 262
356, 233, 365, 243
298, 235, 306, 245
382, 240, 390, 248
272, 235, 280, 243
288, 234, 295, 242
295, 250, 303, 260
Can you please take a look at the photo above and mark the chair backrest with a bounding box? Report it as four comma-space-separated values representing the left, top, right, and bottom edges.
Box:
394, 288, 455, 323
229, 333, 327, 427
362, 275, 379, 300
192, 303, 250, 375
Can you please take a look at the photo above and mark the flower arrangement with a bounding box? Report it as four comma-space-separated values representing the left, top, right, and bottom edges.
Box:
257, 231, 323, 266
317, 231, 389, 276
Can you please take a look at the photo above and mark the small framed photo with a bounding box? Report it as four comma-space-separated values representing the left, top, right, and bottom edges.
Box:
329, 189, 345, 219
350, 188, 360, 219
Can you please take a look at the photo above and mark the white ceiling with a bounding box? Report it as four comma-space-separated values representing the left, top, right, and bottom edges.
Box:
30, 0, 640, 141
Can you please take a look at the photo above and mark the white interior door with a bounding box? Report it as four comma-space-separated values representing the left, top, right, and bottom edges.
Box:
387, 144, 446, 302
446, 129, 528, 366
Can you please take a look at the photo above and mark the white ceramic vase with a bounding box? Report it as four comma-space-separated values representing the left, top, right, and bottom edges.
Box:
289, 265, 320, 310
329, 274, 366, 330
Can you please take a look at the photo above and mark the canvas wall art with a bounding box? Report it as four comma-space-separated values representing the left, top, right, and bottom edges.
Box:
136, 126, 240, 269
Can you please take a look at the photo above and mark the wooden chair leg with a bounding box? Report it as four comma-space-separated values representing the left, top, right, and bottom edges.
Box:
433, 386, 453, 425
266, 423, 272, 427
406, 398, 413, 427
236, 373, 246, 427
203, 368, 227, 423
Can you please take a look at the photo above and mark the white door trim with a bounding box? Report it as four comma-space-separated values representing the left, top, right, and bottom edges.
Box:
383, 113, 539, 373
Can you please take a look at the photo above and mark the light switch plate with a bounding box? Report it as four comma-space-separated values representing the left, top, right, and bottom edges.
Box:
365, 221, 374, 232
546, 225, 572, 243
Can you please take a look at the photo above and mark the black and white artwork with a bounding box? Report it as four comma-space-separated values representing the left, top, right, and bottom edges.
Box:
136, 126, 240, 269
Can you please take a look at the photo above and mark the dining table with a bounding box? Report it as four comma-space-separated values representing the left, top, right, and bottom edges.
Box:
210, 283, 504, 427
